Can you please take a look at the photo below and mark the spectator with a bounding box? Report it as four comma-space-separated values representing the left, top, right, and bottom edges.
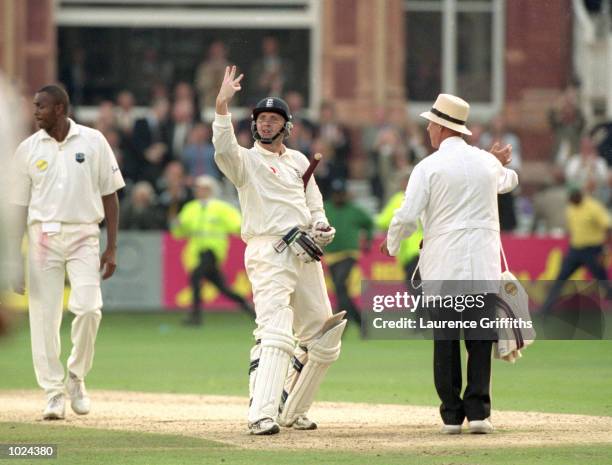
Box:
115, 90, 137, 137
151, 82, 169, 101
173, 81, 199, 118
405, 117, 429, 164
532, 166, 568, 235
174, 81, 196, 103
284, 90, 316, 133
120, 181, 166, 230
182, 123, 220, 180
194, 41, 230, 112
565, 136, 609, 204
309, 137, 344, 199
549, 85, 586, 166
138, 47, 174, 103
168, 98, 196, 160
131, 98, 171, 184
371, 126, 411, 205
157, 161, 194, 227
362, 106, 391, 156
94, 100, 118, 134
318, 101, 351, 169
249, 36, 293, 102
286, 119, 315, 156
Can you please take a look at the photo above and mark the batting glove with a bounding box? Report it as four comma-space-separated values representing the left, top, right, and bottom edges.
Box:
311, 221, 336, 246
289, 232, 323, 263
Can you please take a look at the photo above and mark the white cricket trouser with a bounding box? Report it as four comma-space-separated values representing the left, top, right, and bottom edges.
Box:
245, 237, 332, 345
27, 223, 103, 399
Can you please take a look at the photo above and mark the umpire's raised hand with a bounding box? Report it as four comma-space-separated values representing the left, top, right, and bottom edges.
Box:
216, 65, 244, 115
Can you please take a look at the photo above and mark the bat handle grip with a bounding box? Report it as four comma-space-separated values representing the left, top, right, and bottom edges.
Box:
302, 153, 322, 190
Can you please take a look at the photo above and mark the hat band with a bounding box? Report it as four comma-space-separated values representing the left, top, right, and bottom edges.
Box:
430, 107, 466, 125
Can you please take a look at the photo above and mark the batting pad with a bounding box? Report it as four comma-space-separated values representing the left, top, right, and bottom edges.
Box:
279, 319, 347, 426
248, 306, 295, 424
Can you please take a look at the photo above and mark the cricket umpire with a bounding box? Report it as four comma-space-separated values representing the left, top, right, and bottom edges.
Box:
10, 85, 125, 420
382, 94, 518, 434
213, 66, 347, 435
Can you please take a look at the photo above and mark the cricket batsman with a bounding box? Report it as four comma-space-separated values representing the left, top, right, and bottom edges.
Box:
213, 65, 347, 435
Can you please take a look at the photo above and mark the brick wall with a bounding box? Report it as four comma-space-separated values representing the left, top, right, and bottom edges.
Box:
505, 0, 574, 160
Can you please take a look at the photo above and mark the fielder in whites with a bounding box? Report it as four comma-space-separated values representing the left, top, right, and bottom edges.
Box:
213, 65, 346, 435
10, 85, 125, 420
382, 94, 518, 434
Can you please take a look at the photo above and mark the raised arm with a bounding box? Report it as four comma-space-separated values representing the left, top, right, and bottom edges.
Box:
213, 65, 248, 187
215, 65, 244, 115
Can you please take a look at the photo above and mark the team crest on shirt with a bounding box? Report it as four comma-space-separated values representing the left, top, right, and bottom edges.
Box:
75, 152, 85, 163
35, 159, 48, 171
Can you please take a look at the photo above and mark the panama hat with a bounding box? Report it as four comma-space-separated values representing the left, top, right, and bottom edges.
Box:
420, 94, 472, 136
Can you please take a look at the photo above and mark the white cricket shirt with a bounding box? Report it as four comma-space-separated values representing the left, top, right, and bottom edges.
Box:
10, 119, 125, 224
212, 113, 327, 241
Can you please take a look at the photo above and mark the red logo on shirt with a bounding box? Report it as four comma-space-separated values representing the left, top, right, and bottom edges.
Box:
270, 166, 278, 174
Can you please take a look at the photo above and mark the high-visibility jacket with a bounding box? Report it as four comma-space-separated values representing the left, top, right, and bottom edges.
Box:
171, 198, 242, 271
376, 191, 423, 266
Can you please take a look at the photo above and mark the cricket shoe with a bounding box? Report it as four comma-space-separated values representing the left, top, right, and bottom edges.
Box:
290, 415, 317, 430
440, 424, 462, 435
248, 418, 280, 435
66, 372, 90, 415
468, 418, 494, 434
43, 393, 65, 420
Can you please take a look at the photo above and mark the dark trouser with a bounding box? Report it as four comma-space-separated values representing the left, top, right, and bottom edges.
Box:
498, 192, 517, 231
541, 245, 611, 313
432, 294, 496, 425
190, 250, 252, 319
329, 257, 362, 326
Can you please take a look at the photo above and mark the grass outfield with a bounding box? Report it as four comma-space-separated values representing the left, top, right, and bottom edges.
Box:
2, 422, 612, 465
1, 311, 612, 465
1, 311, 611, 416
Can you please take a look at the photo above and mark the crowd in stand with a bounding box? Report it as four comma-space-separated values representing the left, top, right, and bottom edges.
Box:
14, 36, 612, 236
80, 81, 608, 237
50, 79, 610, 236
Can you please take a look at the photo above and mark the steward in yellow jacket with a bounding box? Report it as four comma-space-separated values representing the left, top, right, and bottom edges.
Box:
540, 189, 611, 313
171, 176, 253, 325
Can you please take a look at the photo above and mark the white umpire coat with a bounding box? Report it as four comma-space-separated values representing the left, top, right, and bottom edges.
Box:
387, 137, 519, 295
